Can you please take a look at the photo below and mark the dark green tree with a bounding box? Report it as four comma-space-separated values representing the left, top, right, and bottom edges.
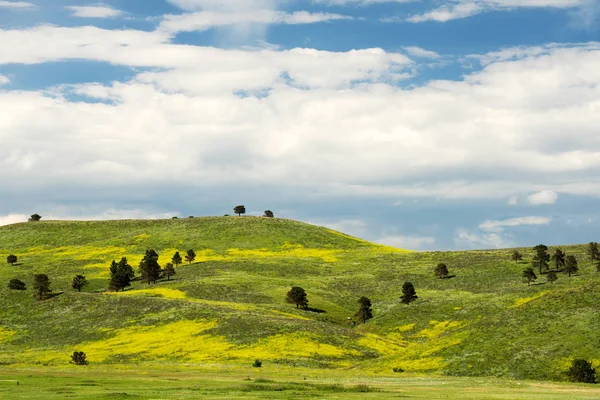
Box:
566, 359, 596, 383
532, 244, 550, 274
522, 267, 537, 286
8, 279, 26, 290
171, 251, 183, 268
588, 242, 599, 263
234, 205, 246, 216
163, 263, 176, 281
185, 249, 196, 264
355, 296, 373, 323
511, 250, 523, 262
546, 270, 558, 284
264, 210, 274, 218
286, 286, 308, 309
6, 254, 18, 266
400, 282, 418, 304
33, 274, 52, 300
551, 248, 566, 271
434, 263, 449, 279
71, 275, 88, 292
70, 351, 88, 365
596, 259, 600, 273
565, 255, 578, 277
109, 257, 134, 292
139, 249, 161, 284
28, 214, 42, 222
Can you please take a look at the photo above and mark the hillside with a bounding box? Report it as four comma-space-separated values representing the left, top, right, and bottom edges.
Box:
0, 217, 598, 382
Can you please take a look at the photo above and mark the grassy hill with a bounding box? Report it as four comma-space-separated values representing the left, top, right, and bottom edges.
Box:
0, 217, 598, 383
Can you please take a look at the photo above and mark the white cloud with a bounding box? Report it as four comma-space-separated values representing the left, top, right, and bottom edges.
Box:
0, 73, 9, 85
0, 1, 35, 9
65, 6, 124, 18
527, 190, 558, 205
507, 196, 518, 205
167, 0, 277, 11
455, 230, 514, 249
375, 235, 436, 250
403, 46, 441, 59
314, 0, 414, 5
0, 209, 179, 226
479, 216, 552, 232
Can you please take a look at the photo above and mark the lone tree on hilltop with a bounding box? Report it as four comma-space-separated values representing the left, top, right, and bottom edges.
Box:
7, 254, 18, 266
400, 282, 418, 305
588, 242, 599, 263
434, 263, 449, 279
565, 255, 578, 277
511, 250, 523, 262
522, 267, 537, 286
286, 286, 308, 309
234, 205, 246, 216
355, 296, 373, 323
71, 275, 88, 292
139, 249, 161, 284
109, 257, 134, 292
163, 263, 176, 281
185, 249, 196, 264
546, 270, 558, 284
264, 210, 274, 218
33, 274, 52, 300
28, 214, 42, 222
171, 251, 183, 268
8, 279, 26, 290
532, 244, 550, 274
70, 351, 88, 366
567, 359, 596, 384
551, 248, 566, 271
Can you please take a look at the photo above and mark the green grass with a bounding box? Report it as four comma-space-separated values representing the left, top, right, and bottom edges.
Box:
0, 217, 599, 391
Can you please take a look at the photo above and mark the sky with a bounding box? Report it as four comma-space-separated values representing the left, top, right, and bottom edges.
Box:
0, 0, 599, 250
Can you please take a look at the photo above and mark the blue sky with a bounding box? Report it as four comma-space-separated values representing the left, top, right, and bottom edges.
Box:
0, 0, 599, 250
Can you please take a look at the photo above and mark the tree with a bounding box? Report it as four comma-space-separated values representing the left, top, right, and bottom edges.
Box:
70, 351, 88, 366
109, 257, 134, 292
71, 275, 88, 292
6, 254, 17, 266
234, 205, 246, 216
171, 251, 183, 268
565, 255, 578, 277
264, 210, 274, 218
511, 250, 523, 262
546, 270, 558, 284
163, 263, 176, 281
596, 258, 600, 273
532, 244, 550, 274
139, 249, 161, 284
33, 274, 51, 300
588, 242, 600, 263
434, 263, 449, 279
355, 296, 373, 323
286, 286, 308, 309
566, 359, 596, 383
400, 282, 418, 304
8, 279, 26, 290
522, 267, 537, 286
185, 249, 196, 264
28, 214, 41, 222
551, 249, 566, 271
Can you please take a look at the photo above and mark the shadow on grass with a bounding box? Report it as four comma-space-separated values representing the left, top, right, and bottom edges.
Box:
304, 307, 327, 314
45, 291, 65, 299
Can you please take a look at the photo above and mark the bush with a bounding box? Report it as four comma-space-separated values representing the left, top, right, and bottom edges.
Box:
8, 279, 26, 290
70, 351, 88, 365
392, 367, 404, 373
252, 359, 262, 368
567, 359, 596, 383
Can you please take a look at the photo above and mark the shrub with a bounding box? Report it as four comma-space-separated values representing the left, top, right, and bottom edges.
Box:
8, 279, 26, 291
70, 351, 88, 365
567, 359, 596, 383
6, 254, 17, 265
253, 359, 262, 368
392, 367, 404, 373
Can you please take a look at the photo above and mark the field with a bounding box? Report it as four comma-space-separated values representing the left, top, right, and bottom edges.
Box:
0, 217, 599, 398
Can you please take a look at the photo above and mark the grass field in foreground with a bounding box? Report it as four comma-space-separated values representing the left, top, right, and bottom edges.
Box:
1, 366, 600, 400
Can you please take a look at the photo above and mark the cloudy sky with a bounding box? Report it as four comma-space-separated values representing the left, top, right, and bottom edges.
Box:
0, 0, 599, 250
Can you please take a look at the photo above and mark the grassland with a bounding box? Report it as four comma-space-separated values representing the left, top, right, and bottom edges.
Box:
0, 217, 599, 398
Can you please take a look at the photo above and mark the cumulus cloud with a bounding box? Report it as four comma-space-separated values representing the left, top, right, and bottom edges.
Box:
479, 216, 552, 232
0, 209, 179, 226
0, 73, 9, 85
455, 230, 514, 249
507, 196, 519, 205
65, 6, 124, 18
0, 1, 36, 9
527, 190, 558, 205
375, 235, 436, 250
403, 46, 441, 59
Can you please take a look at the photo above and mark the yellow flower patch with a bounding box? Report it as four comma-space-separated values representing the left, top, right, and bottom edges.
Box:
415, 320, 463, 340
104, 288, 188, 299
511, 291, 550, 308
0, 327, 15, 343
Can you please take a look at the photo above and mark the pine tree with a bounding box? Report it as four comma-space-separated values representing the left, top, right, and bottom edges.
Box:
71, 275, 88, 292
109, 257, 134, 292
286, 287, 308, 309
511, 250, 523, 262
546, 270, 558, 284
264, 210, 274, 218
567, 359, 596, 383
588, 242, 599, 263
185, 249, 196, 264
564, 255, 578, 277
355, 296, 373, 323
434, 263, 449, 279
532, 244, 550, 274
139, 249, 161, 284
522, 267, 537, 286
400, 282, 418, 304
234, 205, 246, 216
163, 263, 176, 281
171, 251, 183, 268
551, 248, 566, 271
33, 274, 52, 300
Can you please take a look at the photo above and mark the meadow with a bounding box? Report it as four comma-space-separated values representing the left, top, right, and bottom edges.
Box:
0, 217, 598, 398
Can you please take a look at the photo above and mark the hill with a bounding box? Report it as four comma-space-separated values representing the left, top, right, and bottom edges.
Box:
0, 217, 598, 382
